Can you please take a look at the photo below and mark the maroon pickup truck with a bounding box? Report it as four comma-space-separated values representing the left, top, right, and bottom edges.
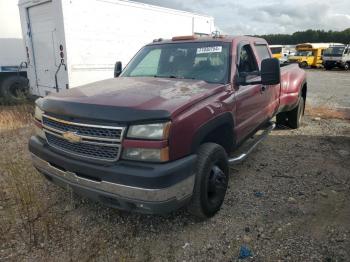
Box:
29, 35, 306, 219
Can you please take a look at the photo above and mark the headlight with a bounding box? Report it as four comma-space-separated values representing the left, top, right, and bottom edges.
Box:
34, 106, 44, 122
127, 122, 170, 140
34, 106, 45, 139
122, 147, 169, 162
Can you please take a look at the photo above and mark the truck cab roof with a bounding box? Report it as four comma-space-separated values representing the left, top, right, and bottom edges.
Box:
149, 35, 268, 45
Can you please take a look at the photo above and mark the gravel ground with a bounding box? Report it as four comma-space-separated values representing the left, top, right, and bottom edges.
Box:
1, 70, 350, 261
1, 117, 349, 261
306, 69, 350, 110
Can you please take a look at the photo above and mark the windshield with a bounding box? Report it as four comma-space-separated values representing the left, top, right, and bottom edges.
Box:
121, 42, 231, 84
270, 47, 282, 54
294, 50, 313, 56
323, 46, 345, 56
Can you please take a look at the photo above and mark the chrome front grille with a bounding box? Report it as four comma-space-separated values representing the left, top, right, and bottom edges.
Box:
42, 115, 125, 162
42, 115, 123, 141
45, 133, 120, 161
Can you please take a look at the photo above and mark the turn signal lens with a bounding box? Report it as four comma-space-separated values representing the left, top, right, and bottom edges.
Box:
123, 147, 169, 162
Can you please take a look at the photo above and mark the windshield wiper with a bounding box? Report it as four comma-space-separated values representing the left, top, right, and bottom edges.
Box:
153, 75, 183, 79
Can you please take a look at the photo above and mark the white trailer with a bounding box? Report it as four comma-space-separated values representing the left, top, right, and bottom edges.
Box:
18, 0, 215, 97
0, 1, 28, 103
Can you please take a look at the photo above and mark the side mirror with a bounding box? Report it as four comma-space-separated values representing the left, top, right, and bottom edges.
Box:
236, 71, 260, 86
114, 61, 122, 77
261, 58, 280, 85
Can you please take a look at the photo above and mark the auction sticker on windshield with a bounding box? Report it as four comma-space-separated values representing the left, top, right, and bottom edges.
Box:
197, 46, 222, 54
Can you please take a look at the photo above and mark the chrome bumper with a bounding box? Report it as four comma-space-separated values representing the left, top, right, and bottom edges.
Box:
31, 154, 195, 202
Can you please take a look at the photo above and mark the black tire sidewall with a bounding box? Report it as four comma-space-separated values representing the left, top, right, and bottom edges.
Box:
189, 143, 229, 218
199, 149, 228, 216
299, 62, 308, 68
276, 112, 288, 126
0, 76, 28, 103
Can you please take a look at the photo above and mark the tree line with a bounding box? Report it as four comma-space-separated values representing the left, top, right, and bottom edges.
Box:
255, 28, 350, 45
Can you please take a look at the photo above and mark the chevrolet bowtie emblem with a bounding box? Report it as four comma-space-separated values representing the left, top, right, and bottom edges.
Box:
62, 131, 81, 143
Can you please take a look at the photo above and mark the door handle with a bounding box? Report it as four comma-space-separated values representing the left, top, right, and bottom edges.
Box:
261, 85, 267, 93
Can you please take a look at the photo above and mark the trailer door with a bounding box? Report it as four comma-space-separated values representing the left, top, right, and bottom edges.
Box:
28, 2, 57, 91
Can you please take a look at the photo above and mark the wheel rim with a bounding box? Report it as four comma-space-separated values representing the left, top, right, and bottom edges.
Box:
207, 165, 227, 205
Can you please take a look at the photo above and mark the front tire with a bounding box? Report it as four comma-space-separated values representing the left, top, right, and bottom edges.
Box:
344, 63, 350, 71
299, 61, 308, 68
188, 143, 229, 220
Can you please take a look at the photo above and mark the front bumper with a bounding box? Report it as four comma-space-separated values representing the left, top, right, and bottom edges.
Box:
323, 60, 346, 67
29, 136, 197, 214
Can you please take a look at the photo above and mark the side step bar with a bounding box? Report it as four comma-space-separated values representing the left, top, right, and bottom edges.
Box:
228, 122, 276, 165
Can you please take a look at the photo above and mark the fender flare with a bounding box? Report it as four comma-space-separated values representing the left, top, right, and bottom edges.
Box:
190, 112, 235, 153
290, 79, 307, 111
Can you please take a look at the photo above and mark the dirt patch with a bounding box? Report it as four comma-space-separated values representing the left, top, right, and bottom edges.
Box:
306, 104, 350, 120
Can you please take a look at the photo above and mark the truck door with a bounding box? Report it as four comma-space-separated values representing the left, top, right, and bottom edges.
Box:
28, 2, 57, 94
234, 43, 267, 142
253, 44, 280, 118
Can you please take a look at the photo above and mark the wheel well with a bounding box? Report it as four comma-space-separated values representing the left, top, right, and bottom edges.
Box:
200, 123, 233, 154
301, 83, 307, 101
0, 72, 27, 83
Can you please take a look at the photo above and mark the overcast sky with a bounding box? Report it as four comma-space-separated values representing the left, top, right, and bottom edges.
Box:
1, 0, 349, 37
133, 0, 350, 35
0, 0, 22, 38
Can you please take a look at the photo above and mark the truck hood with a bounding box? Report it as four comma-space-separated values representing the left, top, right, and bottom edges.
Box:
38, 77, 224, 123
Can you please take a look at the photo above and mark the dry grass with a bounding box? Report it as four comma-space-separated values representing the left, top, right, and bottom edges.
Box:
0, 104, 58, 259
0, 104, 33, 131
0, 104, 97, 261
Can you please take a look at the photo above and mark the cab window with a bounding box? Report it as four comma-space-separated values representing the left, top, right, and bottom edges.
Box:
238, 44, 258, 73
255, 45, 271, 60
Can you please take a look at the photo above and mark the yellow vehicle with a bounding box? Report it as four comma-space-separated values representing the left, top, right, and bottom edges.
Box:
288, 43, 333, 68
269, 45, 283, 59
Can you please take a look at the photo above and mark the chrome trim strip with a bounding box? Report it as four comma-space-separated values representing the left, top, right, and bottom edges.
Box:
32, 154, 195, 202
43, 114, 124, 130
229, 122, 275, 164
42, 114, 126, 143
44, 129, 119, 147
44, 131, 121, 162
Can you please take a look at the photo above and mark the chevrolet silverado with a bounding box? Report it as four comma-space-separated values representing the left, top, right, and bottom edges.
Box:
29, 35, 307, 219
